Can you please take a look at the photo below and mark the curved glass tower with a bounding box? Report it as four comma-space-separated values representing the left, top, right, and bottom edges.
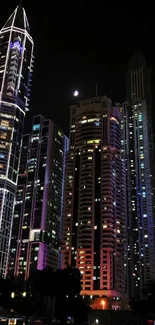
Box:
0, 6, 34, 277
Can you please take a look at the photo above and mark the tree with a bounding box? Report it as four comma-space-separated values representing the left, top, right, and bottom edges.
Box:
0, 266, 89, 324
130, 280, 155, 322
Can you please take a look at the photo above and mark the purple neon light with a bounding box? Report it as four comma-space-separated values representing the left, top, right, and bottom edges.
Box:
10, 41, 23, 52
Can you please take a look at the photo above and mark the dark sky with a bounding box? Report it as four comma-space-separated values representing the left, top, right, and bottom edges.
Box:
1, 1, 155, 135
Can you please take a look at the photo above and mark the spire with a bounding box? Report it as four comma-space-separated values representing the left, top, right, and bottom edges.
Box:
0, 5, 30, 34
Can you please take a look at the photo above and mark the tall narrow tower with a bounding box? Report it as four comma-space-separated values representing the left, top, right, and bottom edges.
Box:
120, 53, 155, 298
0, 6, 34, 277
61, 96, 128, 307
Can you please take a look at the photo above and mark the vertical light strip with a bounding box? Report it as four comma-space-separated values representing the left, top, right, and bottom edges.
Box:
0, 189, 6, 229
6, 127, 14, 179
141, 68, 144, 98
5, 195, 16, 277
131, 71, 133, 101
16, 32, 26, 94
0, 8, 17, 98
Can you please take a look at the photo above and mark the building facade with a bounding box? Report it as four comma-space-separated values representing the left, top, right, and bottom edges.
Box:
0, 6, 34, 277
8, 115, 68, 277
118, 53, 155, 298
61, 96, 128, 302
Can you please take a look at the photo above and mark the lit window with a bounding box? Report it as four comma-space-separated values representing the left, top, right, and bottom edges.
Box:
87, 139, 100, 144
33, 124, 40, 131
58, 131, 63, 137
0, 132, 7, 139
110, 116, 119, 124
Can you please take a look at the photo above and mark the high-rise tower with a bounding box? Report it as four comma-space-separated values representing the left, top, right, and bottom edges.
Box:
0, 6, 34, 277
61, 96, 128, 307
119, 53, 155, 298
8, 116, 68, 277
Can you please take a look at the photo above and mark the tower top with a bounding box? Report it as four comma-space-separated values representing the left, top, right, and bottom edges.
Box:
1, 5, 30, 34
127, 52, 146, 71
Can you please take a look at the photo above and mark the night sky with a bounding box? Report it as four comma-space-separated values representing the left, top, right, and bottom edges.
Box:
1, 1, 155, 135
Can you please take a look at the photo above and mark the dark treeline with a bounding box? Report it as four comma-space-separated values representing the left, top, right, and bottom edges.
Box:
0, 266, 91, 324
130, 280, 155, 321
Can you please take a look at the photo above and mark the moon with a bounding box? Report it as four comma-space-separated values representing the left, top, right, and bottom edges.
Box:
73, 90, 79, 97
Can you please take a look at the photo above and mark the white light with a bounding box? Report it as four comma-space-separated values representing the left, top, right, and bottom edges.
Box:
11, 292, 15, 298
96, 319, 99, 324
73, 90, 79, 97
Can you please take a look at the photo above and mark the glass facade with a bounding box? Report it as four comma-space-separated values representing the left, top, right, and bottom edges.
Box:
118, 53, 155, 298
8, 115, 69, 277
0, 6, 34, 277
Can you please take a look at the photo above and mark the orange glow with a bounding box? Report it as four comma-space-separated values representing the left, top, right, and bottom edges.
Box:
0, 132, 7, 139
91, 297, 108, 310
101, 299, 106, 308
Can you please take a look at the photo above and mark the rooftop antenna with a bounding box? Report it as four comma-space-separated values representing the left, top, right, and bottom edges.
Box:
96, 84, 98, 97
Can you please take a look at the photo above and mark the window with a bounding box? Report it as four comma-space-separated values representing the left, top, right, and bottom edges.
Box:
33, 124, 40, 131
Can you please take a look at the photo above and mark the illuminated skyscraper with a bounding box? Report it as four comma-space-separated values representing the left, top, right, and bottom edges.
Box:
0, 6, 34, 277
118, 53, 155, 298
61, 96, 128, 306
8, 115, 68, 277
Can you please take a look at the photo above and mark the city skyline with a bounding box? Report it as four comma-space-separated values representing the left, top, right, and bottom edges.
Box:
0, 3, 155, 311
1, 2, 155, 135
0, 5, 34, 277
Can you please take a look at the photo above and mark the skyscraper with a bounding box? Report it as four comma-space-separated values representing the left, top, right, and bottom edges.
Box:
0, 6, 34, 277
61, 96, 128, 306
8, 115, 68, 277
119, 53, 155, 298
